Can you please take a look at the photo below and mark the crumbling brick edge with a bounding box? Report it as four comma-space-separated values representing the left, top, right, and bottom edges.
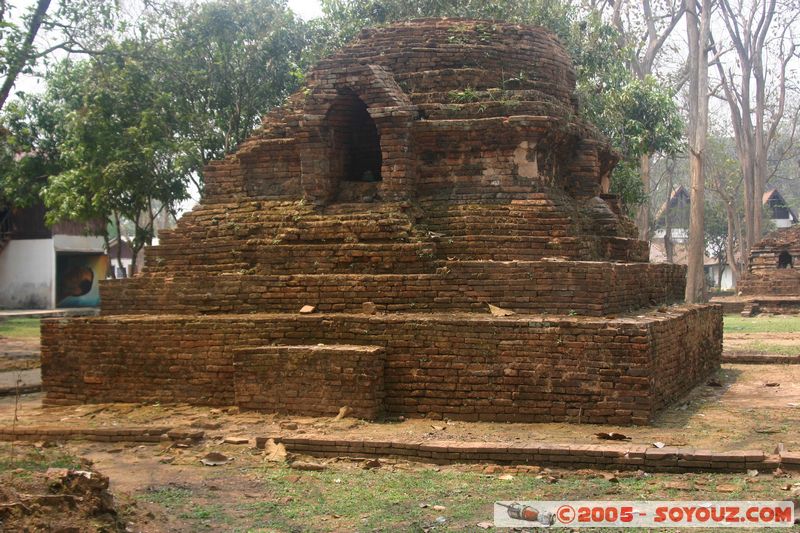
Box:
3, 426, 797, 473
0, 426, 202, 443
256, 436, 800, 473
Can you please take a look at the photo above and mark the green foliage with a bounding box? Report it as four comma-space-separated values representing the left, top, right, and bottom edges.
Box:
160, 0, 309, 175
448, 87, 480, 103
40, 42, 191, 255
584, 75, 683, 159
608, 159, 647, 211
0, 59, 88, 206
137, 486, 193, 508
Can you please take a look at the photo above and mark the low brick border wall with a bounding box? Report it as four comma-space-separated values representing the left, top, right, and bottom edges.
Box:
256, 436, 800, 473
0, 426, 202, 443
2, 426, 799, 473
722, 354, 800, 364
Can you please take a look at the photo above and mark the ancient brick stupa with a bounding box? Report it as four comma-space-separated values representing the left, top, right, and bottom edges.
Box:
42, 19, 721, 425
738, 225, 800, 315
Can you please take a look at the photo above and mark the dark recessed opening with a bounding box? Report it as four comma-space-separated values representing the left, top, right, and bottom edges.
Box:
327, 89, 382, 183
778, 250, 793, 269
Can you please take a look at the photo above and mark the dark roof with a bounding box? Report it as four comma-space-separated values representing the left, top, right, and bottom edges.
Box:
654, 185, 690, 226
762, 188, 798, 222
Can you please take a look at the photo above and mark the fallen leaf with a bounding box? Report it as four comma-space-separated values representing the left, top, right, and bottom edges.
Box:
652, 442, 666, 448
706, 379, 723, 387
299, 305, 316, 314
362, 459, 381, 470
487, 303, 515, 317
419, 503, 429, 508
498, 474, 514, 480
200, 452, 232, 466
433, 505, 447, 511
765, 382, 780, 387
595, 432, 631, 441
747, 469, 759, 477
431, 425, 445, 431
716, 484, 739, 493
603, 473, 619, 483
223, 436, 249, 445
476, 521, 493, 529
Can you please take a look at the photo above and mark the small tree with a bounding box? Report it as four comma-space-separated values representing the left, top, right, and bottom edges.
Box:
43, 46, 190, 274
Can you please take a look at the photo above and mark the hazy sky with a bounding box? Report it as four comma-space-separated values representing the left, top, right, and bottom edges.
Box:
289, 0, 323, 20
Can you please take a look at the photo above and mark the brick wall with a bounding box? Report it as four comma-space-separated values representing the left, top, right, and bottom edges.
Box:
100, 261, 686, 317
42, 306, 720, 425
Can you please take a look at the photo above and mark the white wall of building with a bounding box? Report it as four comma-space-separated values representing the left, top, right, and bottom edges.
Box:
772, 217, 793, 229
0, 239, 55, 309
53, 234, 105, 253
653, 228, 689, 242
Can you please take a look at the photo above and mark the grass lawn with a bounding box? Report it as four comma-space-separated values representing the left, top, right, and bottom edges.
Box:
134, 463, 797, 532
738, 341, 800, 356
0, 317, 41, 339
0, 443, 83, 474
723, 314, 800, 334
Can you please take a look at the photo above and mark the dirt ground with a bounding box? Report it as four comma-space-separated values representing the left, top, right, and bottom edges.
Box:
3, 438, 799, 532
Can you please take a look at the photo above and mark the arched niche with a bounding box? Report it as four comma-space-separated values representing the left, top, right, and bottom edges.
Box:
326, 89, 383, 198
298, 64, 417, 205
778, 250, 793, 269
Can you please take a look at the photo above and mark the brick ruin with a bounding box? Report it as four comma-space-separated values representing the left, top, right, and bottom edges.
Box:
41, 19, 722, 425
738, 225, 800, 314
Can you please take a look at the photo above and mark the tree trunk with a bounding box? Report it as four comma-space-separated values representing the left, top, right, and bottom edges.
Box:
113, 211, 125, 276
635, 152, 652, 240
684, 0, 710, 303
724, 200, 740, 288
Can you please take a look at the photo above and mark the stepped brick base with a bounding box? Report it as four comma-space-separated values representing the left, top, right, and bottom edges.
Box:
42, 305, 721, 425
233, 345, 385, 418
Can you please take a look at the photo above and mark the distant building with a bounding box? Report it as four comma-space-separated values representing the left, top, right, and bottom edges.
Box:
652, 185, 690, 243
762, 189, 798, 228
0, 202, 107, 309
